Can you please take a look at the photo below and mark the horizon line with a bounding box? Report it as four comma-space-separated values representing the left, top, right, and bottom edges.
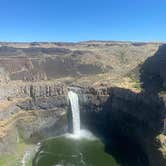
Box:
0, 40, 165, 44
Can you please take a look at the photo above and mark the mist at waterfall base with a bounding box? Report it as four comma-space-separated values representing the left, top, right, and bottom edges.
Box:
33, 91, 143, 166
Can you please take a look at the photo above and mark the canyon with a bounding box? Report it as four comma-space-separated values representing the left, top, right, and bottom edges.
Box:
0, 41, 166, 166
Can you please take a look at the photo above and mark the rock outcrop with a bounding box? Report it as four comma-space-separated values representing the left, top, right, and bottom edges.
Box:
0, 82, 68, 155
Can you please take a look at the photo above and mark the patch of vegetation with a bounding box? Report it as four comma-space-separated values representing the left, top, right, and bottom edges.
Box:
117, 47, 129, 64
119, 51, 127, 63
129, 76, 143, 91
133, 82, 142, 91
0, 135, 35, 166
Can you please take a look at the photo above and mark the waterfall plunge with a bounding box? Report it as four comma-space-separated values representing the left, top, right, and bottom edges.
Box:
67, 90, 96, 140
68, 91, 81, 136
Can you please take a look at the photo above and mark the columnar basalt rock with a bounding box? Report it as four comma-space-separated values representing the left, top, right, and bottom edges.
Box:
0, 81, 67, 100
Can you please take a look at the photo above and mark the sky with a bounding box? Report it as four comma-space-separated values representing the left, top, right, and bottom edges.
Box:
0, 0, 166, 42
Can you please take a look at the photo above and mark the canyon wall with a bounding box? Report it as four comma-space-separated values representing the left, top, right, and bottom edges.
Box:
0, 82, 166, 166
0, 41, 166, 166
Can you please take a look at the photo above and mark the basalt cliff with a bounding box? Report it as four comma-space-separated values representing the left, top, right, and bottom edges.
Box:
0, 41, 166, 166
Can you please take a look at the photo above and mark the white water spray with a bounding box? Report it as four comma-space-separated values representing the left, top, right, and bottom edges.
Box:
68, 91, 81, 136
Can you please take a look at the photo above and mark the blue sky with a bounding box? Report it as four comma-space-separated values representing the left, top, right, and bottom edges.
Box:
0, 0, 166, 42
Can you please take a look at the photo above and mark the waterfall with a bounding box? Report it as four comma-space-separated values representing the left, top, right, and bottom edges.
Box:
68, 91, 81, 136
67, 90, 96, 140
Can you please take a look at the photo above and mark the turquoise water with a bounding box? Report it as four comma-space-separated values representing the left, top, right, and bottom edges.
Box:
33, 135, 121, 166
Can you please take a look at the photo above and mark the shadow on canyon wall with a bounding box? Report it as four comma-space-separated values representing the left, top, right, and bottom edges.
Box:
81, 44, 166, 166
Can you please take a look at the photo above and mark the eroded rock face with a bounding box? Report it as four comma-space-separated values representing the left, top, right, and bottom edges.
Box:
0, 41, 161, 85
0, 81, 67, 100
0, 83, 69, 155
16, 108, 67, 142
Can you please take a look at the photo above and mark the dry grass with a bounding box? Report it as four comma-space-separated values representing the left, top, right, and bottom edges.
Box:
157, 134, 166, 159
